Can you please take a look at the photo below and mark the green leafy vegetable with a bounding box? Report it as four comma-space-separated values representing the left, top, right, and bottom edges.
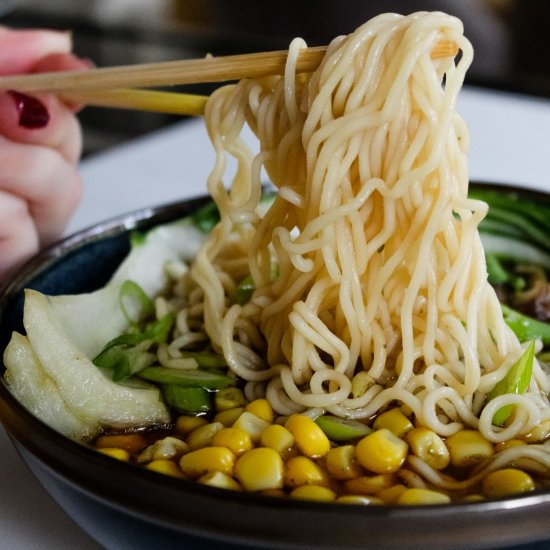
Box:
315, 415, 372, 442
488, 340, 535, 426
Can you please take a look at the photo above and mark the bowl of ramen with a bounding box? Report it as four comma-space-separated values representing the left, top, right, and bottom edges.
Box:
2, 11, 550, 550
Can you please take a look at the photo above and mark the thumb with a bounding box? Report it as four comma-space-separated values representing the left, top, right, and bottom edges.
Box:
0, 27, 72, 76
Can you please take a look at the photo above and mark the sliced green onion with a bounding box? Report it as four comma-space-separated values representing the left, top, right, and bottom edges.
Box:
191, 202, 220, 234
93, 345, 156, 382
502, 305, 550, 345
488, 340, 535, 426
119, 280, 154, 325
234, 275, 255, 305
137, 366, 235, 389
315, 415, 372, 442
162, 385, 211, 414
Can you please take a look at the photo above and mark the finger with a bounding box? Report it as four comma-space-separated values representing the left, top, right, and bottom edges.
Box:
0, 137, 83, 245
0, 27, 72, 75
0, 90, 83, 163
31, 52, 94, 112
0, 190, 39, 280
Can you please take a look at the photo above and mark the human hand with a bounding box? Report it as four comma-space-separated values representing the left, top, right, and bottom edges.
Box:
0, 27, 90, 281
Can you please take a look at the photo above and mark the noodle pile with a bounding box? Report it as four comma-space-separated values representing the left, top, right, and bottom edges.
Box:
179, 11, 550, 445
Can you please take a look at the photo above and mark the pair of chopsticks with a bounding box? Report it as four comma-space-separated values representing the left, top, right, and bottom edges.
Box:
0, 41, 458, 117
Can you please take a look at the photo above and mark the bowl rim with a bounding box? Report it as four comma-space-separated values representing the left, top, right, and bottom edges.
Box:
2, 182, 550, 548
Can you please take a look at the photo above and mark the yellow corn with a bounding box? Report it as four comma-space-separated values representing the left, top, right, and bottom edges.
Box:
482, 468, 535, 498
175, 415, 209, 435
494, 439, 527, 453
198, 471, 242, 491
245, 399, 274, 424
406, 427, 450, 470
290, 485, 337, 502
445, 429, 494, 468
234, 447, 284, 492
376, 483, 408, 504
186, 422, 225, 450
343, 474, 395, 495
325, 445, 363, 481
179, 446, 235, 479
373, 408, 413, 438
284, 455, 329, 488
351, 371, 375, 398
462, 494, 484, 502
95, 433, 147, 454
336, 495, 384, 505
137, 436, 189, 463
520, 419, 550, 443
146, 459, 184, 478
285, 414, 331, 458
355, 429, 408, 474
215, 387, 248, 411
212, 427, 253, 456
260, 424, 295, 456
397, 488, 451, 505
233, 411, 271, 443
214, 407, 245, 427
97, 448, 130, 462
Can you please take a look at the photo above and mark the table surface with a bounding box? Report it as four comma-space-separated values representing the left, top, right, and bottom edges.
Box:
1, 86, 550, 549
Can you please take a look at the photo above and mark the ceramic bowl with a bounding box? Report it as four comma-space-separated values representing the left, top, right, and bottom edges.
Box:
1, 186, 550, 550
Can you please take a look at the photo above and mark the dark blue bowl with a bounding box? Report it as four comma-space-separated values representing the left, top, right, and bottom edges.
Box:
1, 186, 550, 550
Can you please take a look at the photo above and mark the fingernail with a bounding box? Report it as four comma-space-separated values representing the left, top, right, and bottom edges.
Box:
8, 90, 50, 129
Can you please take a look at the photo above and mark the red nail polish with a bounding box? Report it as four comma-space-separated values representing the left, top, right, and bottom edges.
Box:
8, 91, 50, 129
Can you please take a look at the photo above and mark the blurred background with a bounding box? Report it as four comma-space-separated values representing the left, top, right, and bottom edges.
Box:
1, 0, 548, 157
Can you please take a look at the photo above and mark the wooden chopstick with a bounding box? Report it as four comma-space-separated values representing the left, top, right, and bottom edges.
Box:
0, 41, 458, 96
59, 89, 208, 116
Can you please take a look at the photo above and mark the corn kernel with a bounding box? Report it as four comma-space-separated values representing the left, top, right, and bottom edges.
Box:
494, 439, 527, 453
355, 429, 408, 474
343, 474, 395, 495
284, 456, 330, 488
175, 415, 209, 435
445, 429, 493, 468
325, 445, 363, 481
482, 469, 535, 498
212, 427, 253, 456
186, 422, 225, 450
214, 407, 245, 427
245, 399, 274, 424
520, 419, 550, 443
373, 408, 413, 438
290, 485, 337, 502
97, 448, 130, 462
146, 459, 184, 478
233, 412, 271, 443
406, 427, 450, 470
285, 414, 331, 458
376, 484, 408, 504
336, 495, 384, 505
215, 388, 247, 411
198, 471, 241, 491
179, 446, 235, 479
137, 437, 189, 463
95, 434, 147, 454
397, 488, 451, 505
351, 371, 375, 398
234, 448, 284, 492
260, 424, 295, 456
